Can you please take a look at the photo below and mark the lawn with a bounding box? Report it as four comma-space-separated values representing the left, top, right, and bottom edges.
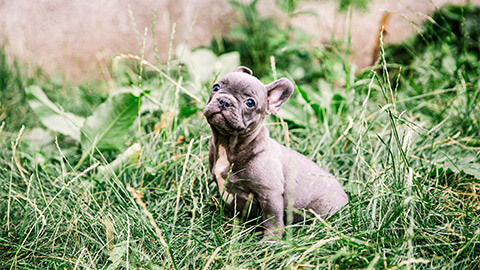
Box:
0, 3, 479, 269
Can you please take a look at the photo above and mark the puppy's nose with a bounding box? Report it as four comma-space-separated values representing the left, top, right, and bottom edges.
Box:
218, 98, 232, 110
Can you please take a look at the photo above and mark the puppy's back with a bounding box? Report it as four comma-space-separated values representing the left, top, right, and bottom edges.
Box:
276, 141, 348, 217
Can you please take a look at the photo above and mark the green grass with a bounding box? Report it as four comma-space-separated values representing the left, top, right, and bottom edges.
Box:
1, 4, 479, 269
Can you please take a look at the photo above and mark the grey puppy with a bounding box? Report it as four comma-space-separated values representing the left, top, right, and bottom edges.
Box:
203, 66, 348, 240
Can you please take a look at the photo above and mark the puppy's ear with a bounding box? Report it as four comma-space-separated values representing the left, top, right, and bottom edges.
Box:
265, 78, 294, 115
234, 66, 253, 75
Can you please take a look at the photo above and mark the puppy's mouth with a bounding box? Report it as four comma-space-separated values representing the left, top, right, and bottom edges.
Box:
208, 111, 225, 122
203, 106, 243, 133
205, 110, 231, 127
203, 107, 224, 119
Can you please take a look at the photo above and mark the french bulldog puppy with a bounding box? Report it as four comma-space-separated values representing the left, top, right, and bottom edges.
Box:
203, 66, 348, 240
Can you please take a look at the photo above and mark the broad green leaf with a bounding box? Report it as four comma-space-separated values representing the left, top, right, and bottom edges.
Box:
296, 85, 312, 103
176, 42, 240, 86
107, 240, 128, 270
441, 55, 456, 75
317, 79, 333, 108
23, 127, 53, 148
464, 165, 480, 179
81, 89, 141, 153
276, 99, 309, 127
331, 93, 346, 114
444, 156, 480, 179
296, 85, 325, 120
191, 48, 217, 85
97, 143, 141, 177
217, 52, 241, 76
25, 85, 84, 141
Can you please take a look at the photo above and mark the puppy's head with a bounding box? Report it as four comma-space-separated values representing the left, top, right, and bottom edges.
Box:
203, 66, 294, 135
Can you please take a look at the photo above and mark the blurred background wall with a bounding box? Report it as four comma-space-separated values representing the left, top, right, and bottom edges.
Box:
0, 0, 475, 81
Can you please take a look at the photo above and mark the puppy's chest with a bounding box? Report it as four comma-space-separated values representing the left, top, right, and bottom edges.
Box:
213, 145, 257, 211
213, 145, 251, 193
213, 145, 231, 184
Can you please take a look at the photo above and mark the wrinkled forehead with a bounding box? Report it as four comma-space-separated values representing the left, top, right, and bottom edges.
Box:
217, 72, 266, 98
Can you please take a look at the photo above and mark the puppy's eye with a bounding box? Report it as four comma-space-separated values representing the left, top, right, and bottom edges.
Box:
212, 85, 220, 92
245, 99, 255, 108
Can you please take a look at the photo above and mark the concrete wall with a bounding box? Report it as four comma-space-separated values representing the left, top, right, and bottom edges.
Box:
0, 0, 476, 81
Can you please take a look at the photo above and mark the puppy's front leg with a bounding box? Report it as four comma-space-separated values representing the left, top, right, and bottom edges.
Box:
258, 192, 285, 241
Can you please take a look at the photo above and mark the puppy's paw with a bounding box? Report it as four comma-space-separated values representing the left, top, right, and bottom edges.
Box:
260, 231, 282, 244
260, 236, 279, 244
